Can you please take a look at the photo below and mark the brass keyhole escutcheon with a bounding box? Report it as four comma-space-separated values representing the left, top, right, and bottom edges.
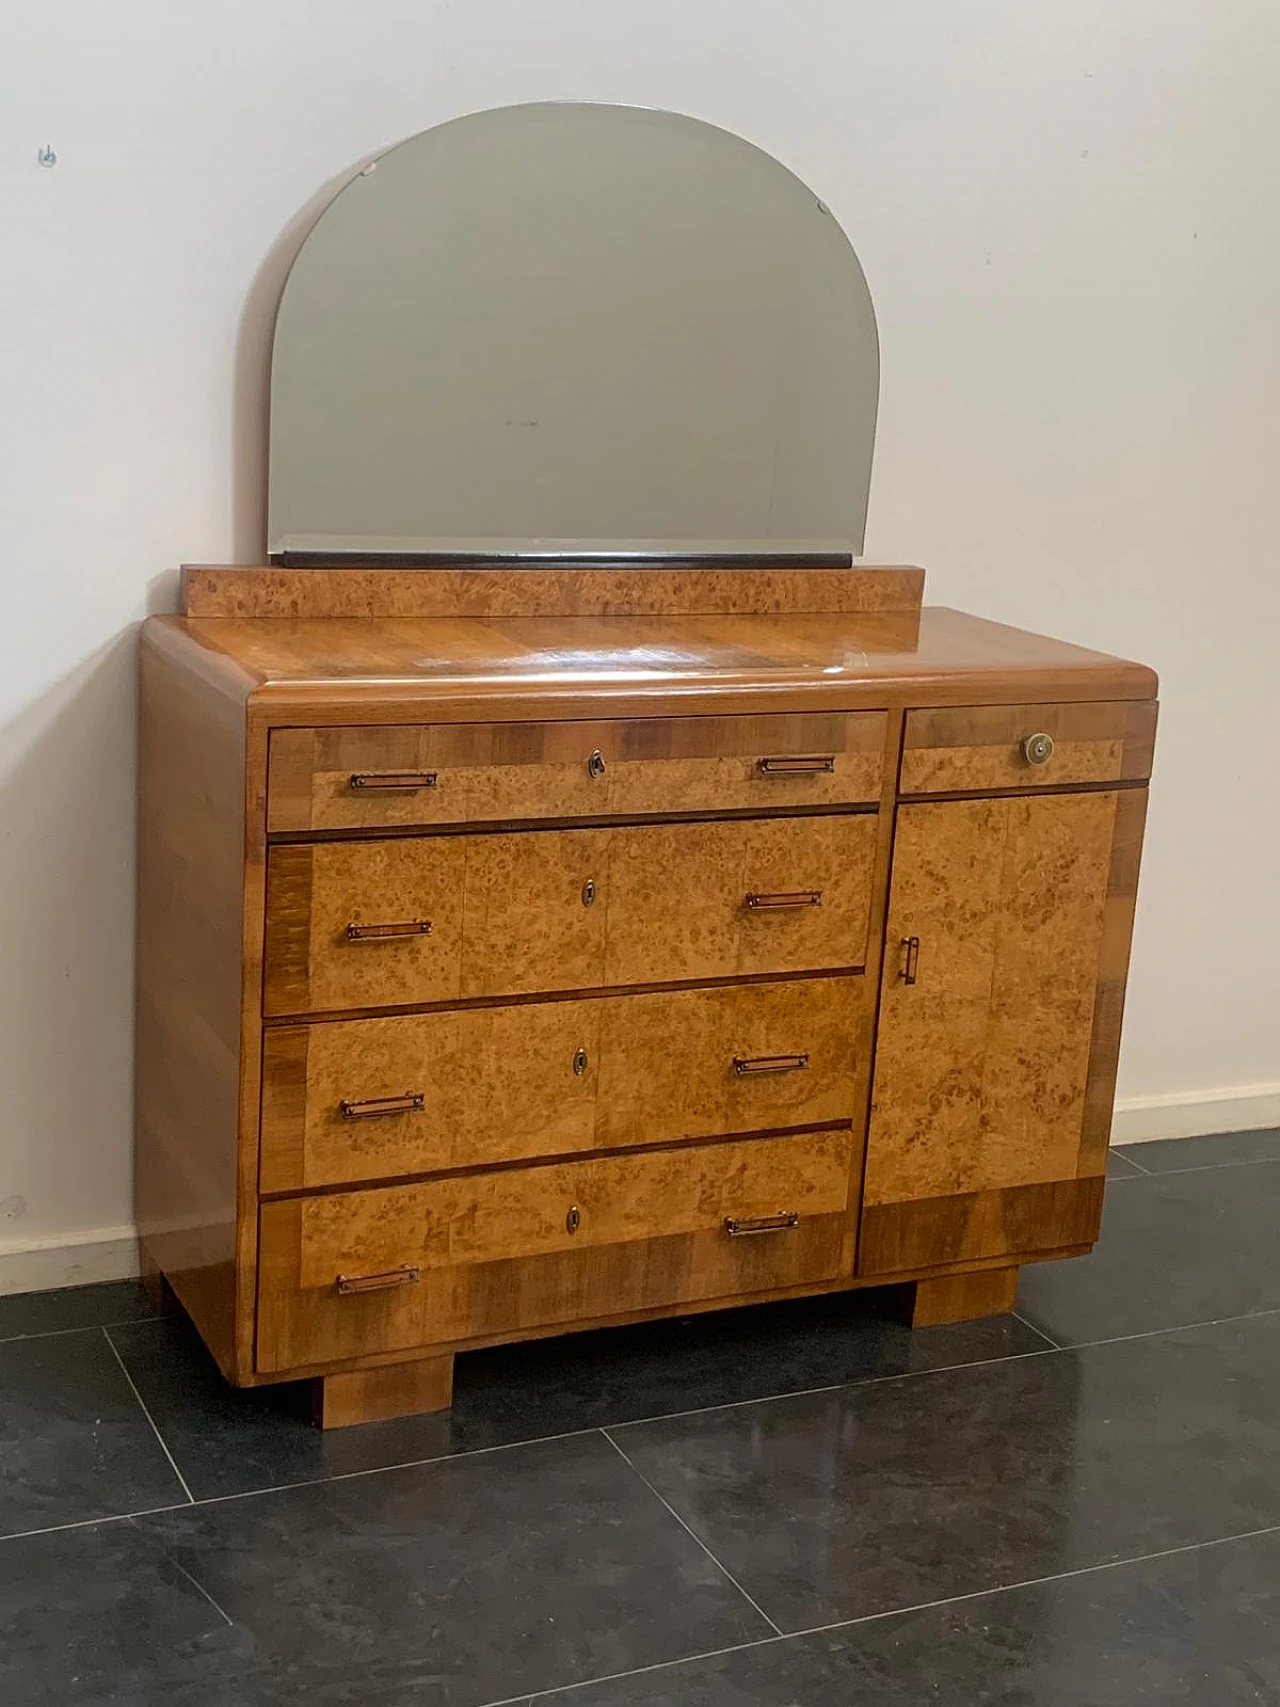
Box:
581, 877, 597, 907
1021, 732, 1055, 766
573, 1047, 589, 1076
587, 749, 607, 779
566, 1204, 581, 1234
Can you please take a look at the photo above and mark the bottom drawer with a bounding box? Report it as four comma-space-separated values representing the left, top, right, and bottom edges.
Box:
257, 1129, 854, 1373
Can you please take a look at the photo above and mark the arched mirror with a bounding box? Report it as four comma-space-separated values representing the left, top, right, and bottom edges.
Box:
268, 102, 878, 563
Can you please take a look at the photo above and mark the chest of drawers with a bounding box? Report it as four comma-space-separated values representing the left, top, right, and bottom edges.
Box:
136, 564, 1156, 1425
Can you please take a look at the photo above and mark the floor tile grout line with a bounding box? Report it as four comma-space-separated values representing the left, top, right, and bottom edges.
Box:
102, 1328, 196, 1504
1114, 1147, 1153, 1174
1009, 1309, 1059, 1350
1045, 1303, 1280, 1355
125, 1515, 235, 1628
600, 1427, 784, 1639
1117, 1153, 1280, 1179
477, 1519, 1280, 1707
0, 1315, 165, 1348
0, 1503, 192, 1548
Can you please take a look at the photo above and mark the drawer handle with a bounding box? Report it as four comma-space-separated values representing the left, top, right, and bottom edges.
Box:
346, 920, 433, 942
349, 771, 439, 792
757, 755, 836, 775
335, 1265, 421, 1295
900, 935, 920, 984
339, 1093, 425, 1120
1020, 733, 1055, 766
744, 890, 823, 910
733, 1053, 810, 1076
724, 1212, 801, 1237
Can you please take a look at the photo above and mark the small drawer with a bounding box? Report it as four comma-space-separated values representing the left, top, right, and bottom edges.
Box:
256, 1128, 854, 1371
262, 814, 877, 1016
260, 976, 861, 1190
267, 712, 887, 833
899, 701, 1156, 796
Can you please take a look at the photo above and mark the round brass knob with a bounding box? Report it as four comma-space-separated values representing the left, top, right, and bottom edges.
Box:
587, 749, 607, 779
573, 1047, 589, 1076
1021, 732, 1055, 766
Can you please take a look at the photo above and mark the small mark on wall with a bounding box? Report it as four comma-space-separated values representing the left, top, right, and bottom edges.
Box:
0, 1194, 28, 1223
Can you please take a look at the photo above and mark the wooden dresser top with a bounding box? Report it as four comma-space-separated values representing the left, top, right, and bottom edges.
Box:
151, 564, 1157, 722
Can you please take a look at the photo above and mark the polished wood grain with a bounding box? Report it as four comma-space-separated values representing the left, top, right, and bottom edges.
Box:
314, 1352, 454, 1428
257, 1129, 853, 1371
135, 623, 255, 1381
858, 1177, 1105, 1275
262, 815, 875, 1016
183, 563, 926, 619
899, 699, 1157, 794
260, 976, 860, 1191
267, 711, 887, 833
864, 791, 1119, 1209
907, 1265, 1019, 1327
153, 605, 1157, 727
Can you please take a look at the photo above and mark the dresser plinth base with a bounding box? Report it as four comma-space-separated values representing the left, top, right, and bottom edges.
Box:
313, 1353, 455, 1429
906, 1265, 1019, 1329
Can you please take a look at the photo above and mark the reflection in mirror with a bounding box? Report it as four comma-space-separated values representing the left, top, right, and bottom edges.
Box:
268, 102, 878, 563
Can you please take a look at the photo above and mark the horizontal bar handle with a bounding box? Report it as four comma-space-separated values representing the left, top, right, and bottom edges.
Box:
335, 1265, 421, 1295
339, 1093, 425, 1120
349, 770, 439, 792
744, 890, 823, 910
757, 754, 836, 775
733, 1053, 811, 1076
724, 1212, 801, 1238
346, 919, 433, 942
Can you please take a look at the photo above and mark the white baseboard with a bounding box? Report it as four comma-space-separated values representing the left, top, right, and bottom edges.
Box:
0, 1226, 140, 1297
1111, 1083, 1280, 1145
1, 1085, 1277, 1296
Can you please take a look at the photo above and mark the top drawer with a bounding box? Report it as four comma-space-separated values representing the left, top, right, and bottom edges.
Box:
267, 712, 887, 833
899, 701, 1157, 796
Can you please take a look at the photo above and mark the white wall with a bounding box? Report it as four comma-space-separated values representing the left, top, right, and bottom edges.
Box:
2, 1, 1277, 1286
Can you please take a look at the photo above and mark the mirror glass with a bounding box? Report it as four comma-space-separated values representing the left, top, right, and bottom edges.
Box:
268, 102, 878, 562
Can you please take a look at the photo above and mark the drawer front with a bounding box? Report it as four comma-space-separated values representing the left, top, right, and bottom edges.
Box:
267, 712, 887, 833
263, 815, 876, 1016
256, 1128, 854, 1371
261, 976, 861, 1191
899, 701, 1156, 795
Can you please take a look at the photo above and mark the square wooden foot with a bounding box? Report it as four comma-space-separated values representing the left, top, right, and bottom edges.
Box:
906, 1265, 1019, 1329
313, 1353, 455, 1429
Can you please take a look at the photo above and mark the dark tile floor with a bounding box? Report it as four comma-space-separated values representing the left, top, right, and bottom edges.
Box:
1, 1129, 1277, 1705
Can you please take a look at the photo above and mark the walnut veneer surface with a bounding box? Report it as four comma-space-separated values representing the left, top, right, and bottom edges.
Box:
136, 564, 1156, 1424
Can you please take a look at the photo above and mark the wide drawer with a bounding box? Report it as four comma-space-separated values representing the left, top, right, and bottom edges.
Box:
256, 1128, 854, 1371
267, 712, 887, 833
260, 976, 861, 1190
263, 814, 877, 1016
899, 701, 1157, 795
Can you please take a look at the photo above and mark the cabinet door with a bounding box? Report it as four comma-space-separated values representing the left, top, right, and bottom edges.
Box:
859, 789, 1145, 1275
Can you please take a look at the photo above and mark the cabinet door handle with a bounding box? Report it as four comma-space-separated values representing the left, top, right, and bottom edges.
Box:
757, 755, 836, 775
744, 890, 823, 910
349, 771, 439, 792
335, 1265, 420, 1295
339, 1093, 425, 1120
733, 1053, 810, 1076
346, 920, 433, 941
724, 1212, 801, 1237
900, 935, 920, 984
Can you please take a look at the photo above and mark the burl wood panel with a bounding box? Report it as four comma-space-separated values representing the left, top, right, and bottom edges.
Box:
899, 700, 1157, 794
907, 1265, 1019, 1327
267, 712, 887, 833
864, 792, 1119, 1211
263, 816, 875, 1015
261, 976, 859, 1191
135, 624, 253, 1379
315, 1354, 454, 1428
257, 1129, 853, 1371
183, 563, 926, 620
859, 1178, 1105, 1276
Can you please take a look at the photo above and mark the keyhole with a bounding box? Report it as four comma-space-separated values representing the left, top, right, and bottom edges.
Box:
573, 1047, 589, 1076
587, 749, 607, 779
581, 877, 596, 907
566, 1204, 581, 1235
